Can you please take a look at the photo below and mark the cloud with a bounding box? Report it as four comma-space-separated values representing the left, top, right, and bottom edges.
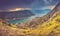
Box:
31, 5, 55, 10
9, 8, 32, 12
0, 8, 32, 12
41, 5, 55, 10
43, 0, 50, 4
49, 0, 52, 2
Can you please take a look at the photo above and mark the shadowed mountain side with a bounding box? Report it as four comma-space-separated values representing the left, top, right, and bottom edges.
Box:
0, 10, 34, 20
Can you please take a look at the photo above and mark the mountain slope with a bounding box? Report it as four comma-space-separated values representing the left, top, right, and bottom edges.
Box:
24, 1, 60, 36
16, 1, 60, 36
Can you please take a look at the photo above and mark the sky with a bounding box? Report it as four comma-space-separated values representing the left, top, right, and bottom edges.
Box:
0, 0, 60, 11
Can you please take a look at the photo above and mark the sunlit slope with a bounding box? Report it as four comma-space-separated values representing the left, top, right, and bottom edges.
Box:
30, 11, 60, 36
28, 1, 60, 36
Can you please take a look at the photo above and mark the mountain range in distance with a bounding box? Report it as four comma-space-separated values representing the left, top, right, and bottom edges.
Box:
0, 10, 35, 24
